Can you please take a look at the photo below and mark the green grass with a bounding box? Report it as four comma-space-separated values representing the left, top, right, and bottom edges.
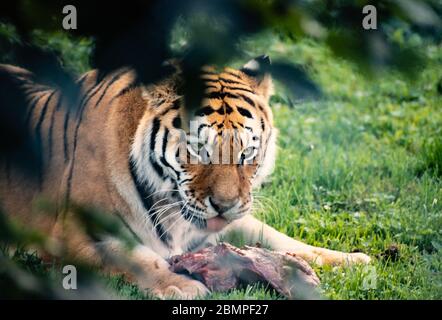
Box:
3, 29, 442, 299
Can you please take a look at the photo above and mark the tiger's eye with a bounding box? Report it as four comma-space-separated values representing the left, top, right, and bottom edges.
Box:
239, 147, 256, 165
242, 147, 255, 158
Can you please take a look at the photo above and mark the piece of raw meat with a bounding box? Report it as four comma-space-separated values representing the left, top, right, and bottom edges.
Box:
168, 242, 320, 299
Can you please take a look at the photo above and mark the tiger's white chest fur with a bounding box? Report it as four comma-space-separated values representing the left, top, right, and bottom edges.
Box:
156, 211, 214, 256
139, 198, 217, 258
110, 164, 217, 258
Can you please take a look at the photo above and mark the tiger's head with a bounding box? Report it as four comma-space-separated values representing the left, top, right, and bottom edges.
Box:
132, 56, 277, 233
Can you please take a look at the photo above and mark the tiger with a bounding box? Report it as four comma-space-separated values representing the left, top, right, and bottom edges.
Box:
0, 56, 370, 299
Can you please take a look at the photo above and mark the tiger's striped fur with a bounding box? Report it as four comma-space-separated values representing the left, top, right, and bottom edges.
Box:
0, 58, 370, 299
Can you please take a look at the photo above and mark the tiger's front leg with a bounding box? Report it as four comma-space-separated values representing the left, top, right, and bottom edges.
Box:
222, 215, 371, 266
71, 239, 209, 299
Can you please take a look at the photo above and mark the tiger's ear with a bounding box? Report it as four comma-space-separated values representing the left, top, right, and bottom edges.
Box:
241, 55, 274, 101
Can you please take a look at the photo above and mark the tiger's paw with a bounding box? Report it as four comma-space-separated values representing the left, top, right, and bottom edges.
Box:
318, 251, 372, 266
151, 274, 209, 299
346, 252, 372, 265
289, 249, 372, 266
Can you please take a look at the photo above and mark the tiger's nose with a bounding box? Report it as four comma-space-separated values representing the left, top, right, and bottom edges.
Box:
209, 197, 239, 215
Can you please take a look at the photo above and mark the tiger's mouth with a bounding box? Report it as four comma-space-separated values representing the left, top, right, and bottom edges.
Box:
175, 188, 248, 232
180, 202, 233, 232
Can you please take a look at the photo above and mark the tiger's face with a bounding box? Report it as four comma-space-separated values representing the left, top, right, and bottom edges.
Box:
133, 56, 277, 234
173, 57, 277, 232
